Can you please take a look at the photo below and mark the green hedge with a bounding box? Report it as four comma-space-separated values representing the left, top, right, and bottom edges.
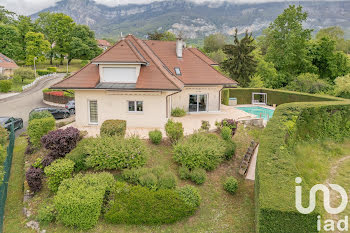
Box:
228, 88, 341, 105
0, 80, 12, 93
100, 119, 126, 137
221, 89, 229, 105
104, 182, 200, 224
256, 100, 350, 232
27, 117, 55, 148
44, 158, 75, 192
37, 70, 54, 76
54, 172, 114, 230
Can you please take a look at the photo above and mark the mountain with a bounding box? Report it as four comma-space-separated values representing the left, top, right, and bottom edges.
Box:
30, 0, 350, 41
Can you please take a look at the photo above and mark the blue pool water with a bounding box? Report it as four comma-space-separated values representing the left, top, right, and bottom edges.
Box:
236, 106, 274, 121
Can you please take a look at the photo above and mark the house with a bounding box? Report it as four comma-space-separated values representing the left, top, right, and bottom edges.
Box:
52, 35, 237, 128
97, 39, 111, 51
0, 53, 18, 77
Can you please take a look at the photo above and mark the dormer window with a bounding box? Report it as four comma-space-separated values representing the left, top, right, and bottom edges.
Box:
174, 67, 181, 76
102, 67, 137, 83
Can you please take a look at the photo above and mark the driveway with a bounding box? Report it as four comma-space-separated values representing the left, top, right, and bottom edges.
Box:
0, 74, 65, 136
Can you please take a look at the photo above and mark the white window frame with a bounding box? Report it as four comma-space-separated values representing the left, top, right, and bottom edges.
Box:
88, 100, 98, 125
127, 100, 143, 113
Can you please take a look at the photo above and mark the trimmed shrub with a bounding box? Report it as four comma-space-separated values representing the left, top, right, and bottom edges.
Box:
28, 117, 55, 148
190, 168, 206, 185
158, 172, 177, 189
178, 166, 191, 180
200, 120, 210, 131
36, 70, 53, 76
173, 133, 230, 171
176, 185, 201, 209
44, 158, 75, 192
100, 119, 126, 137
41, 127, 80, 159
65, 138, 93, 172
25, 166, 43, 193
0, 126, 8, 146
32, 158, 43, 169
84, 136, 148, 170
148, 129, 162, 144
54, 172, 115, 230
0, 80, 12, 93
223, 176, 238, 195
224, 140, 237, 160
171, 107, 186, 117
122, 167, 176, 190
41, 154, 55, 168
221, 126, 232, 140
29, 110, 52, 122
221, 89, 229, 105
218, 119, 238, 135
104, 182, 200, 224
37, 203, 56, 225
47, 67, 57, 72
165, 119, 184, 144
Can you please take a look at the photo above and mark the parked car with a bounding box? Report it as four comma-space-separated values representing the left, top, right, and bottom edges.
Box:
65, 100, 75, 115
30, 107, 70, 120
0, 117, 23, 131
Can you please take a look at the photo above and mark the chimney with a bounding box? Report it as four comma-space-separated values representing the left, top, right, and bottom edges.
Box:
176, 38, 184, 58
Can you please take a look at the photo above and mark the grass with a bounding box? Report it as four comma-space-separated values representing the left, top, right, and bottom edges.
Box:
3, 135, 33, 233
31, 59, 84, 73
10, 79, 35, 92
4, 126, 260, 232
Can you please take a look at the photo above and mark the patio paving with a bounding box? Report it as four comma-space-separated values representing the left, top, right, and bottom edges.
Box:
63, 105, 254, 138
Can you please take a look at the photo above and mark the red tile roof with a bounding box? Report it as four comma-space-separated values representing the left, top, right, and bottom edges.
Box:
97, 39, 111, 47
52, 35, 236, 90
0, 53, 18, 69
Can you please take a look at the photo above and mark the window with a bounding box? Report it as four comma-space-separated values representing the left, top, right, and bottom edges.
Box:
174, 67, 181, 76
102, 67, 137, 83
89, 100, 98, 124
128, 101, 143, 112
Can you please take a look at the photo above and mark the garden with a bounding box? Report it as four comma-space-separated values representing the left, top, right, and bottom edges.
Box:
2, 110, 261, 233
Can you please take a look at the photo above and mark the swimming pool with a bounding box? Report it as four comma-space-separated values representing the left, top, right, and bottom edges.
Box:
236, 106, 274, 121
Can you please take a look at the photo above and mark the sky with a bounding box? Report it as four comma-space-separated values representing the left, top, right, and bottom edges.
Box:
0, 0, 340, 16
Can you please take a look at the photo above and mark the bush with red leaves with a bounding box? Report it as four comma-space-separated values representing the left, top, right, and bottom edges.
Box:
25, 166, 44, 193
41, 127, 80, 159
42, 154, 55, 168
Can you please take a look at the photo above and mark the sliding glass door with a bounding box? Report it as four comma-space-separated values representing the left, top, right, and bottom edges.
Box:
189, 94, 207, 112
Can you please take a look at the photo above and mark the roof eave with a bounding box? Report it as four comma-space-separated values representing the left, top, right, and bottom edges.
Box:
91, 61, 148, 65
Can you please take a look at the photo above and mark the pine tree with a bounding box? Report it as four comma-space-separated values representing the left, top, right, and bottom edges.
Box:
221, 29, 257, 87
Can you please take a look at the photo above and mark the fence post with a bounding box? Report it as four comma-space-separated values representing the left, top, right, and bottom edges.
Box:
0, 123, 15, 232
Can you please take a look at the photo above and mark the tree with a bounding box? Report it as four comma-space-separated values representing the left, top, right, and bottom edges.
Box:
35, 12, 75, 65
286, 73, 330, 94
14, 15, 34, 61
0, 6, 15, 24
204, 33, 226, 53
207, 49, 226, 64
221, 29, 257, 87
13, 67, 35, 83
334, 74, 350, 98
249, 75, 265, 88
308, 37, 350, 82
316, 26, 349, 53
0, 24, 21, 60
147, 31, 176, 41
253, 49, 280, 88
67, 25, 102, 64
265, 5, 313, 80
25, 32, 50, 65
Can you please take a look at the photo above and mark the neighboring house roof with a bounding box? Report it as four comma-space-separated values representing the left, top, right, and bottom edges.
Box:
0, 53, 18, 69
97, 39, 111, 47
52, 35, 237, 90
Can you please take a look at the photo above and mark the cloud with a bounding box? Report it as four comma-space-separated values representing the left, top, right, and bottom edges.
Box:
0, 0, 340, 15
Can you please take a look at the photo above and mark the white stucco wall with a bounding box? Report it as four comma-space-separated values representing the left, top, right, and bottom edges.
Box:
171, 86, 222, 112
75, 90, 171, 128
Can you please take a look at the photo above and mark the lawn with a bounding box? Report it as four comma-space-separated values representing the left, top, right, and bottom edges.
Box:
10, 79, 35, 92
32, 59, 84, 73
4, 125, 260, 233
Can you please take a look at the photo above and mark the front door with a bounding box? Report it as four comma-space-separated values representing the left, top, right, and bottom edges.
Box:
189, 94, 207, 112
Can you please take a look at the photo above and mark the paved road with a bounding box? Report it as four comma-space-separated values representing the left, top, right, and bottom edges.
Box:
0, 74, 64, 135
